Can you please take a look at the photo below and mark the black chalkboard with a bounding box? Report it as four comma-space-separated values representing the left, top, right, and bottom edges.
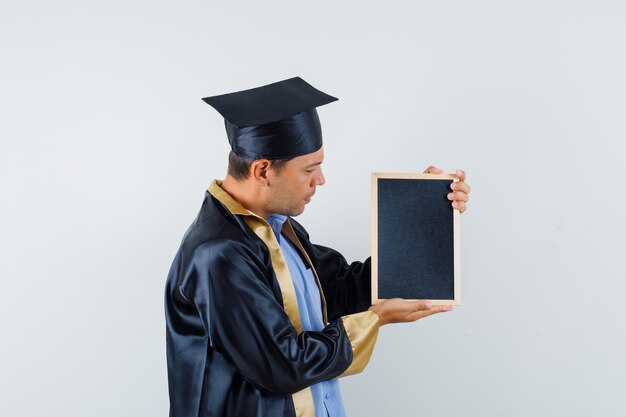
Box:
372, 173, 460, 305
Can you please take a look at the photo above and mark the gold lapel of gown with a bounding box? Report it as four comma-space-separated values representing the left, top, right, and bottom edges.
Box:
207, 180, 315, 417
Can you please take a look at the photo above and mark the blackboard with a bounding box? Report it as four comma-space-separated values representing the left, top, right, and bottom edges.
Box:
372, 173, 460, 305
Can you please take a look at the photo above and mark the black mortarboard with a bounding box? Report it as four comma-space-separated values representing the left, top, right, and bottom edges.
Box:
202, 77, 338, 160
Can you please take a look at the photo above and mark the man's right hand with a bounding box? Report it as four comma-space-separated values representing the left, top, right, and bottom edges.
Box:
368, 298, 452, 326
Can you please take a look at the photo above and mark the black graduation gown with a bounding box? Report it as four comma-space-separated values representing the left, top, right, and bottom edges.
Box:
165, 181, 380, 417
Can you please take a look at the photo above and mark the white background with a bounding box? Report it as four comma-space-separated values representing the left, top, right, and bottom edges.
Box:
2, 1, 625, 416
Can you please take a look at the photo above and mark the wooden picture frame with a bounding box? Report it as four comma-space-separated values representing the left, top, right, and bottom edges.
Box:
372, 172, 461, 306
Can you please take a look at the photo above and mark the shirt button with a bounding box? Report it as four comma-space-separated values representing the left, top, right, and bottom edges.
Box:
324, 393, 332, 400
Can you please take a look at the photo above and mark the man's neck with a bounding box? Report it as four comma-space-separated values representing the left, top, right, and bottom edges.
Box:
221, 176, 271, 219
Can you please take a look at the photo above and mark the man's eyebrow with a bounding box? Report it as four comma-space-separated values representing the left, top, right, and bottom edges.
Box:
304, 161, 323, 168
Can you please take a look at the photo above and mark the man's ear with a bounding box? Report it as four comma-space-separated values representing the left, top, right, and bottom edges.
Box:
250, 159, 271, 185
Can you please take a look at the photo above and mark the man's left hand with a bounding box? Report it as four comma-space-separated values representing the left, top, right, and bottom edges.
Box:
423, 166, 471, 214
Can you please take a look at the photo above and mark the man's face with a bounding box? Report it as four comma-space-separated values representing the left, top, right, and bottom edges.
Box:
266, 147, 326, 217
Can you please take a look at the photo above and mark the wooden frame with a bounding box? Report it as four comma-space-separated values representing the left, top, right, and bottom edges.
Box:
372, 172, 461, 306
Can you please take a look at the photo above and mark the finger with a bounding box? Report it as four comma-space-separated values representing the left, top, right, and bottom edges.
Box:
405, 301, 450, 315
408, 305, 452, 321
447, 191, 469, 203
452, 201, 466, 213
423, 165, 444, 174
454, 170, 466, 182
450, 181, 471, 194
405, 300, 433, 311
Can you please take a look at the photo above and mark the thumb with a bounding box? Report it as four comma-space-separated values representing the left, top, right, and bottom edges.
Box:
406, 300, 433, 311
423, 165, 444, 174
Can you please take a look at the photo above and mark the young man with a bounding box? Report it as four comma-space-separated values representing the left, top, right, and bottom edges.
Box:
165, 77, 471, 417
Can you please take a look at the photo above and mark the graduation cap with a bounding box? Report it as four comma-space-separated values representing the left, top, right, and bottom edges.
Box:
202, 77, 338, 160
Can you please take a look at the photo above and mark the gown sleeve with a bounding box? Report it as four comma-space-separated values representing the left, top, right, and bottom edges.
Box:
309, 244, 372, 321
188, 239, 366, 396
306, 245, 381, 377
286, 217, 372, 320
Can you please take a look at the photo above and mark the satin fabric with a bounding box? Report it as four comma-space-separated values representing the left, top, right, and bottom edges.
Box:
165, 191, 372, 417
269, 214, 348, 417
225, 109, 323, 160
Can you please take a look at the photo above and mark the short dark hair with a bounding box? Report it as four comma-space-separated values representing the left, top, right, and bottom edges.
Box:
227, 151, 294, 181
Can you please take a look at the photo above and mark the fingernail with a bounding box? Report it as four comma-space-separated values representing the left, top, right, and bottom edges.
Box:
424, 302, 432, 309
447, 193, 454, 200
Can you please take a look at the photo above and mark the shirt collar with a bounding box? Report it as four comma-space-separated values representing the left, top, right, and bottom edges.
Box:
266, 213, 288, 241
208, 180, 289, 239
208, 180, 259, 217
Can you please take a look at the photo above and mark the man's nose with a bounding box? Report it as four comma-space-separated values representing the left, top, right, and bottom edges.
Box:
316, 169, 326, 186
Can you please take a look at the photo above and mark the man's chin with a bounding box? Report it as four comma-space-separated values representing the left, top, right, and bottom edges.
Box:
286, 205, 306, 217
287, 207, 305, 217
271, 205, 305, 217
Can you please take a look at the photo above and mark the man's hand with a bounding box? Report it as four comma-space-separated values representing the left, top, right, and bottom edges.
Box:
369, 298, 452, 326
423, 166, 471, 214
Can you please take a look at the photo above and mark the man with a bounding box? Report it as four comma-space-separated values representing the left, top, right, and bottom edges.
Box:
165, 77, 471, 417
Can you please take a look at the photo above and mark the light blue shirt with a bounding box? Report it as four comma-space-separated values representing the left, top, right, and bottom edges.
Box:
268, 214, 348, 417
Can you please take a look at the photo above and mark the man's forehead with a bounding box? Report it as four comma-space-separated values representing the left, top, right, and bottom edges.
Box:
295, 148, 324, 166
